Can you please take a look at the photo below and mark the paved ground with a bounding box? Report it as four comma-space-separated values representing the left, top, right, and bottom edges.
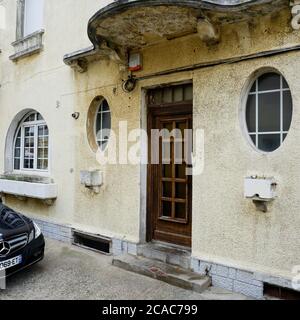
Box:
0, 238, 248, 300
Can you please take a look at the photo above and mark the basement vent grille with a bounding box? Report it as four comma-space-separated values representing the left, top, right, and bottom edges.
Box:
264, 284, 300, 300
72, 230, 111, 255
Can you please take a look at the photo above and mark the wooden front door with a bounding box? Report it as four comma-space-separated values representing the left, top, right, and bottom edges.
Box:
147, 84, 193, 247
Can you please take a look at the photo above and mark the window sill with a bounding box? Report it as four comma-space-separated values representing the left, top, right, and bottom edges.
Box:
0, 174, 57, 205
9, 29, 44, 62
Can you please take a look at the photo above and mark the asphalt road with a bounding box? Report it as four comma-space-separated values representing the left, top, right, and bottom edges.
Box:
0, 238, 247, 300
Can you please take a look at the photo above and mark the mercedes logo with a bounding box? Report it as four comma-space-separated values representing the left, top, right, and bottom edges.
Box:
0, 241, 11, 256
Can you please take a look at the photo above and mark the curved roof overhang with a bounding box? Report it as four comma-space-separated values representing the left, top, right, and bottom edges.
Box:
64, 0, 289, 72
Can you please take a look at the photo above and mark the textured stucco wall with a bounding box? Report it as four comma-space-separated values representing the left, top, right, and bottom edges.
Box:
192, 52, 300, 280
1, 0, 300, 281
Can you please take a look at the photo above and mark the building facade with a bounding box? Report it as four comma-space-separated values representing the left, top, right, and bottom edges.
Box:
1, 0, 300, 298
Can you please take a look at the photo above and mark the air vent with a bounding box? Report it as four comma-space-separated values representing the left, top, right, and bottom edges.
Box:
72, 230, 111, 255
264, 283, 300, 300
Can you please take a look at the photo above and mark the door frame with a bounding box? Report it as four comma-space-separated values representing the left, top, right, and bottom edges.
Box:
146, 97, 193, 246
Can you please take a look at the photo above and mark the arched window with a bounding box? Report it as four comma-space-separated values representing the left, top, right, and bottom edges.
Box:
245, 72, 293, 152
95, 99, 111, 151
14, 112, 49, 171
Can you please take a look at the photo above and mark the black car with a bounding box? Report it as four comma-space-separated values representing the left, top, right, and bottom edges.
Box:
0, 200, 45, 278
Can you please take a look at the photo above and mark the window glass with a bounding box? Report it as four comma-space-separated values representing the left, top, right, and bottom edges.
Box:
283, 91, 293, 131
14, 129, 22, 170
258, 73, 280, 91
14, 112, 48, 171
246, 95, 256, 133
95, 99, 111, 151
24, 0, 44, 37
258, 92, 280, 132
245, 72, 292, 152
258, 134, 281, 152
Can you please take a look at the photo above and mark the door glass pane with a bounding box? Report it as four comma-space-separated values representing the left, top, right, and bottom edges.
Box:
161, 201, 172, 217
162, 122, 173, 136
173, 87, 183, 102
283, 91, 293, 131
162, 142, 172, 164
258, 92, 280, 132
176, 121, 186, 139
258, 134, 280, 152
163, 88, 172, 103
163, 182, 172, 198
175, 183, 186, 199
246, 95, 256, 133
176, 164, 186, 179
258, 73, 280, 91
183, 85, 193, 101
153, 90, 162, 105
175, 203, 186, 220
174, 141, 183, 164
163, 164, 172, 178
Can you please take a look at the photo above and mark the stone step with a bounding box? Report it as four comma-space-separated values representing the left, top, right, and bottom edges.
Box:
137, 242, 191, 269
113, 254, 211, 294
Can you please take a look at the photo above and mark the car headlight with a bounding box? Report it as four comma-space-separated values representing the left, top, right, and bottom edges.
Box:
33, 222, 42, 239
28, 229, 34, 243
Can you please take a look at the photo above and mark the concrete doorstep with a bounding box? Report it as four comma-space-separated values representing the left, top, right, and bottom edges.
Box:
113, 254, 211, 294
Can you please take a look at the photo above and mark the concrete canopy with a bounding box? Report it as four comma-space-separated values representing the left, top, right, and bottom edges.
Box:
64, 0, 288, 71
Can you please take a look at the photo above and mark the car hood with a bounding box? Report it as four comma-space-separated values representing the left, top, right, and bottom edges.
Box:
0, 204, 32, 239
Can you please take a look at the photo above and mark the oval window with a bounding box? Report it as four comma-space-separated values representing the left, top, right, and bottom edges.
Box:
95, 99, 111, 151
245, 72, 293, 152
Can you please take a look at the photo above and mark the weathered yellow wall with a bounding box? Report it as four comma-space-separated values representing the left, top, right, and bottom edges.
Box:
0, 0, 116, 230
1, 1, 300, 279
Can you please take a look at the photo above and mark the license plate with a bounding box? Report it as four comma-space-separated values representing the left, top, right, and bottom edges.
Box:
0, 255, 22, 271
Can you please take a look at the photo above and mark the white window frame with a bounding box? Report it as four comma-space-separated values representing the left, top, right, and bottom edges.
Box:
94, 99, 111, 151
244, 71, 292, 153
13, 112, 49, 174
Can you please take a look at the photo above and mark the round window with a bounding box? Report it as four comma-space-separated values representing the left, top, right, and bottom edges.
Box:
245, 72, 293, 152
95, 99, 111, 151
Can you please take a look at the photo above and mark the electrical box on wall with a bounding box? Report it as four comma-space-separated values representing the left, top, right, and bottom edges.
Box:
80, 170, 103, 193
128, 52, 142, 71
244, 177, 277, 201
